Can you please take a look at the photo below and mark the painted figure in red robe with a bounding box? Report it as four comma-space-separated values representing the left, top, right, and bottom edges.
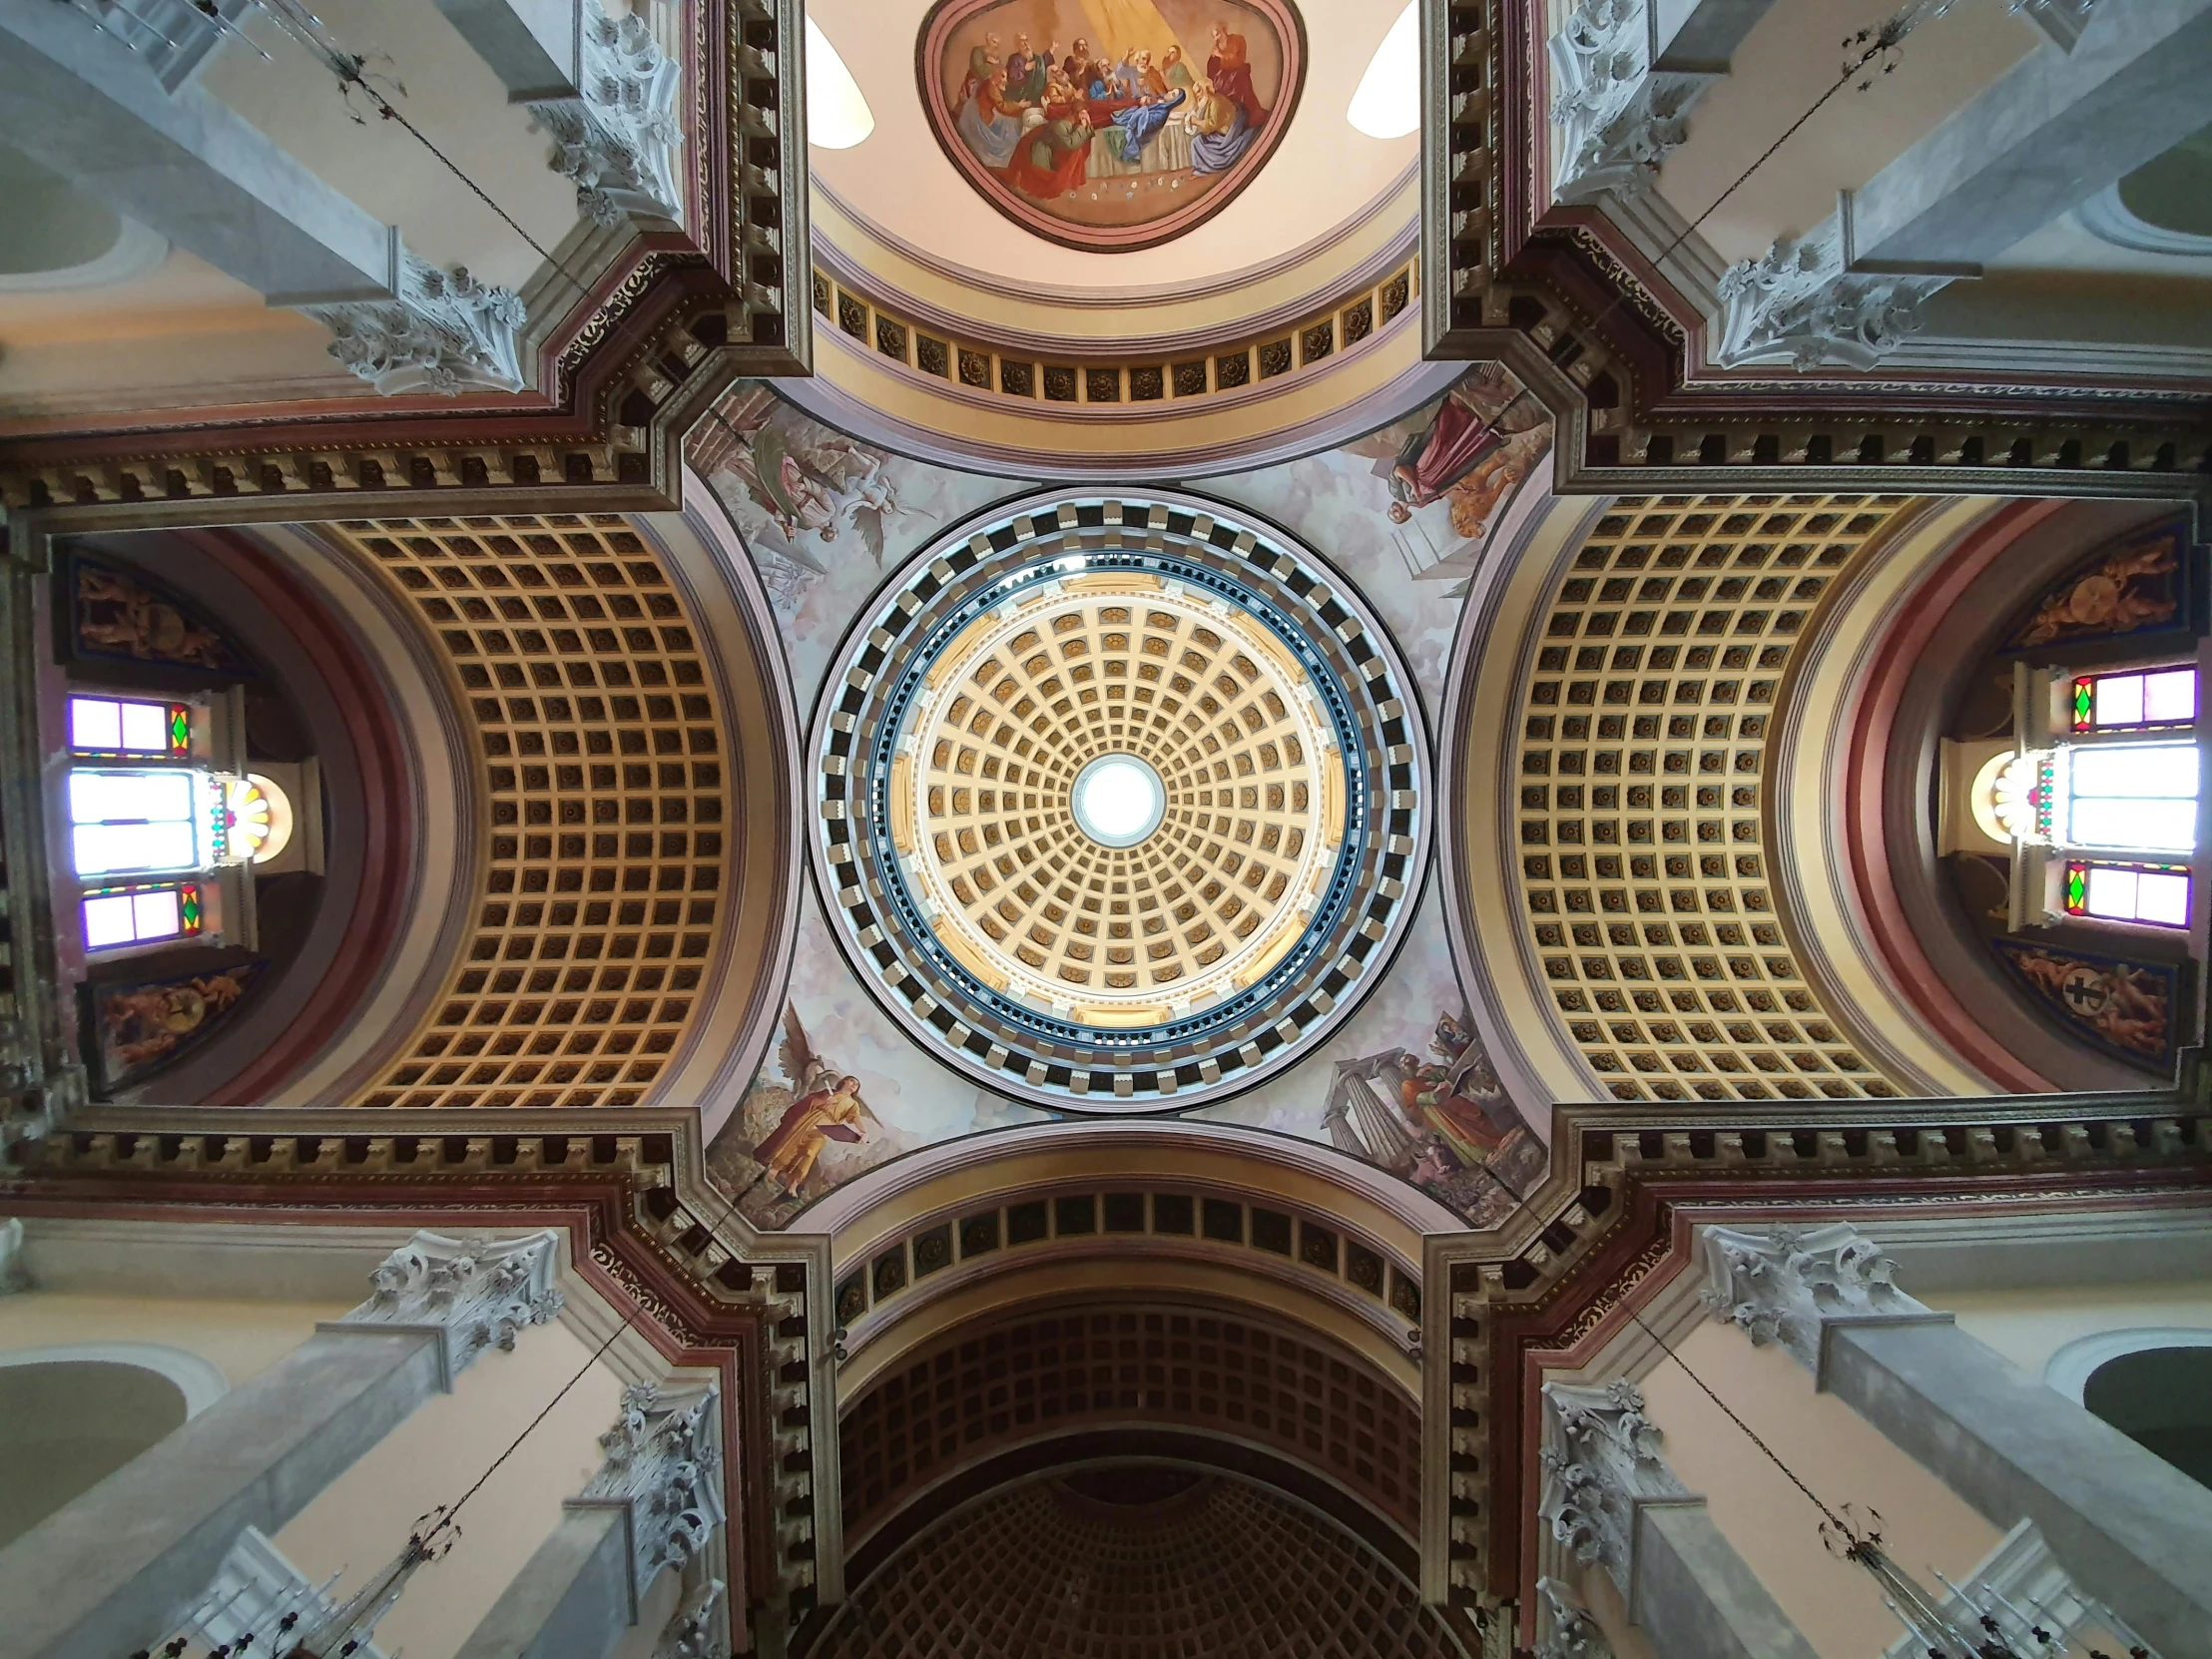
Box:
1206, 20, 1268, 128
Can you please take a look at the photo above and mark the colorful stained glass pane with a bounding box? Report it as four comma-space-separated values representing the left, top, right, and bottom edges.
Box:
179, 886, 203, 931
2073, 679, 2094, 731
2065, 863, 2087, 911
168, 705, 192, 755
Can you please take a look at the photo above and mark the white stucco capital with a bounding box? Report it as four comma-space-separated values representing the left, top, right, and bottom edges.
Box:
1696, 1221, 1951, 1384
322, 1228, 565, 1387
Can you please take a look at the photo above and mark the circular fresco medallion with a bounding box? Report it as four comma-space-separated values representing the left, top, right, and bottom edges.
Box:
916, 0, 1307, 253
810, 490, 1428, 1112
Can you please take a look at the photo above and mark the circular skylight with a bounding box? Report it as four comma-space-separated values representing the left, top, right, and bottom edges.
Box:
1071, 755, 1166, 848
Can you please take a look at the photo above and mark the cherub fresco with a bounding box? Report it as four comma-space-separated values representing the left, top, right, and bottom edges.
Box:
1999, 518, 2187, 653
709, 1008, 883, 1223
1989, 940, 2176, 1069
74, 563, 241, 673
88, 962, 263, 1091
698, 395, 910, 564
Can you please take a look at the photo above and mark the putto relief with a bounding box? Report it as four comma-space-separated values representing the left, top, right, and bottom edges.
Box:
918, 0, 1305, 251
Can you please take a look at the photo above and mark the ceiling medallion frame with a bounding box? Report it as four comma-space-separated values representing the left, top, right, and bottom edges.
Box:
809, 490, 1428, 1114
914, 0, 1308, 254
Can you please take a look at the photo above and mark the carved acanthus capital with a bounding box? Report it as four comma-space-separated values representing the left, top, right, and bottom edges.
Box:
1714, 224, 1950, 371
1535, 1575, 1615, 1659
325, 1229, 564, 1386
654, 1577, 730, 1659
298, 253, 527, 396
1538, 1380, 1691, 1597
574, 1382, 727, 1607
1697, 1222, 1945, 1381
1547, 0, 1716, 204
527, 11, 685, 228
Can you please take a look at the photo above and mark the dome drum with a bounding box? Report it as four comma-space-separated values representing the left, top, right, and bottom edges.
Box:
812, 492, 1427, 1112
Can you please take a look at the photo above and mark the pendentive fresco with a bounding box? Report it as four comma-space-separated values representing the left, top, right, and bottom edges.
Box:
691, 365, 1554, 1227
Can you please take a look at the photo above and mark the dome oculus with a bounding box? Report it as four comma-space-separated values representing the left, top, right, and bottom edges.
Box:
1071, 755, 1167, 847
812, 492, 1427, 1112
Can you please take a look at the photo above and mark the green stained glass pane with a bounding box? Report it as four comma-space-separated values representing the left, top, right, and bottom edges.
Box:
168, 706, 191, 754
2072, 680, 2093, 730
2065, 865, 2087, 910
179, 887, 203, 930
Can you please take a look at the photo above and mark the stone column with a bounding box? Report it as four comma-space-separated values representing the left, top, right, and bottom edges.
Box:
1699, 1223, 2212, 1659
0, 1230, 563, 1659
1539, 1380, 1820, 1659
452, 1382, 726, 1659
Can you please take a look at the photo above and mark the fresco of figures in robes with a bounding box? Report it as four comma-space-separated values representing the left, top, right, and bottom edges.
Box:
919, 0, 1304, 250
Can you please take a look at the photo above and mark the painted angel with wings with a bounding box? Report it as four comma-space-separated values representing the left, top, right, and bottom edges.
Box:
745, 1008, 880, 1199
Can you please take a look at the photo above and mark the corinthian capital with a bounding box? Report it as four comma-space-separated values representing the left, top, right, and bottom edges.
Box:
574, 1382, 727, 1609
527, 10, 685, 228
298, 252, 527, 395
1547, 0, 1717, 204
1697, 1222, 1946, 1380
1714, 223, 1950, 372
1538, 1379, 1692, 1596
325, 1229, 564, 1386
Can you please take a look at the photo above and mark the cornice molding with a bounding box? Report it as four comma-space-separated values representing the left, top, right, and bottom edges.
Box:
0, 1104, 845, 1626
1417, 0, 2212, 490
1414, 1062, 2212, 1610
0, 0, 814, 522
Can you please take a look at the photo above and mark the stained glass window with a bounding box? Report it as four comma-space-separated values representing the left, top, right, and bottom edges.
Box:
2063, 861, 2191, 928
68, 769, 208, 876
2058, 743, 2199, 852
80, 883, 203, 949
2071, 668, 2196, 734
68, 695, 191, 758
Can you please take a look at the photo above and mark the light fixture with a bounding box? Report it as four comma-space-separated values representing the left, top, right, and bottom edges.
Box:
806, 17, 875, 150
1348, 1, 1418, 141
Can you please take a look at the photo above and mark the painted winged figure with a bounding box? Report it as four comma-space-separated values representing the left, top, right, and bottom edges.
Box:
747, 1008, 879, 1198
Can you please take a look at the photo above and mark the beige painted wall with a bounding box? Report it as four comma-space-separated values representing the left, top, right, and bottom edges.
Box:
1638, 1320, 2002, 1659
0, 1291, 341, 1386
276, 1319, 628, 1659
1655, 0, 2039, 264
1933, 1281, 2212, 1380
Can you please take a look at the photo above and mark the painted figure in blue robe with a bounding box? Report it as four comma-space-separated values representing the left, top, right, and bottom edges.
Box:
956, 69, 1027, 169
1190, 84, 1259, 174
1110, 88, 1186, 163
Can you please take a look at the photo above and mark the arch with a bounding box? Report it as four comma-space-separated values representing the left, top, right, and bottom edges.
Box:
2043, 1326, 2212, 1403
0, 1344, 227, 1550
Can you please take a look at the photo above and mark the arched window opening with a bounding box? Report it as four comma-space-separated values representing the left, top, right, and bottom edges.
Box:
1952, 661, 2202, 935
61, 692, 297, 958
2082, 1346, 2212, 1491
0, 1358, 190, 1549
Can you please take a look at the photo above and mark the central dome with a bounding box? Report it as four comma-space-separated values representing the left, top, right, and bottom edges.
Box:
893, 572, 1340, 1026
812, 490, 1427, 1110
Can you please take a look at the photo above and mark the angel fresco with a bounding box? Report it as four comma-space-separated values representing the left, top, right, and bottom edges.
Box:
711, 1008, 882, 1215
697, 396, 911, 569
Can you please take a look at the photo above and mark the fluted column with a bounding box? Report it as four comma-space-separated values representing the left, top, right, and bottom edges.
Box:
0, 1231, 563, 1659
1699, 1223, 2212, 1659
452, 1382, 726, 1659
1539, 1380, 1819, 1659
